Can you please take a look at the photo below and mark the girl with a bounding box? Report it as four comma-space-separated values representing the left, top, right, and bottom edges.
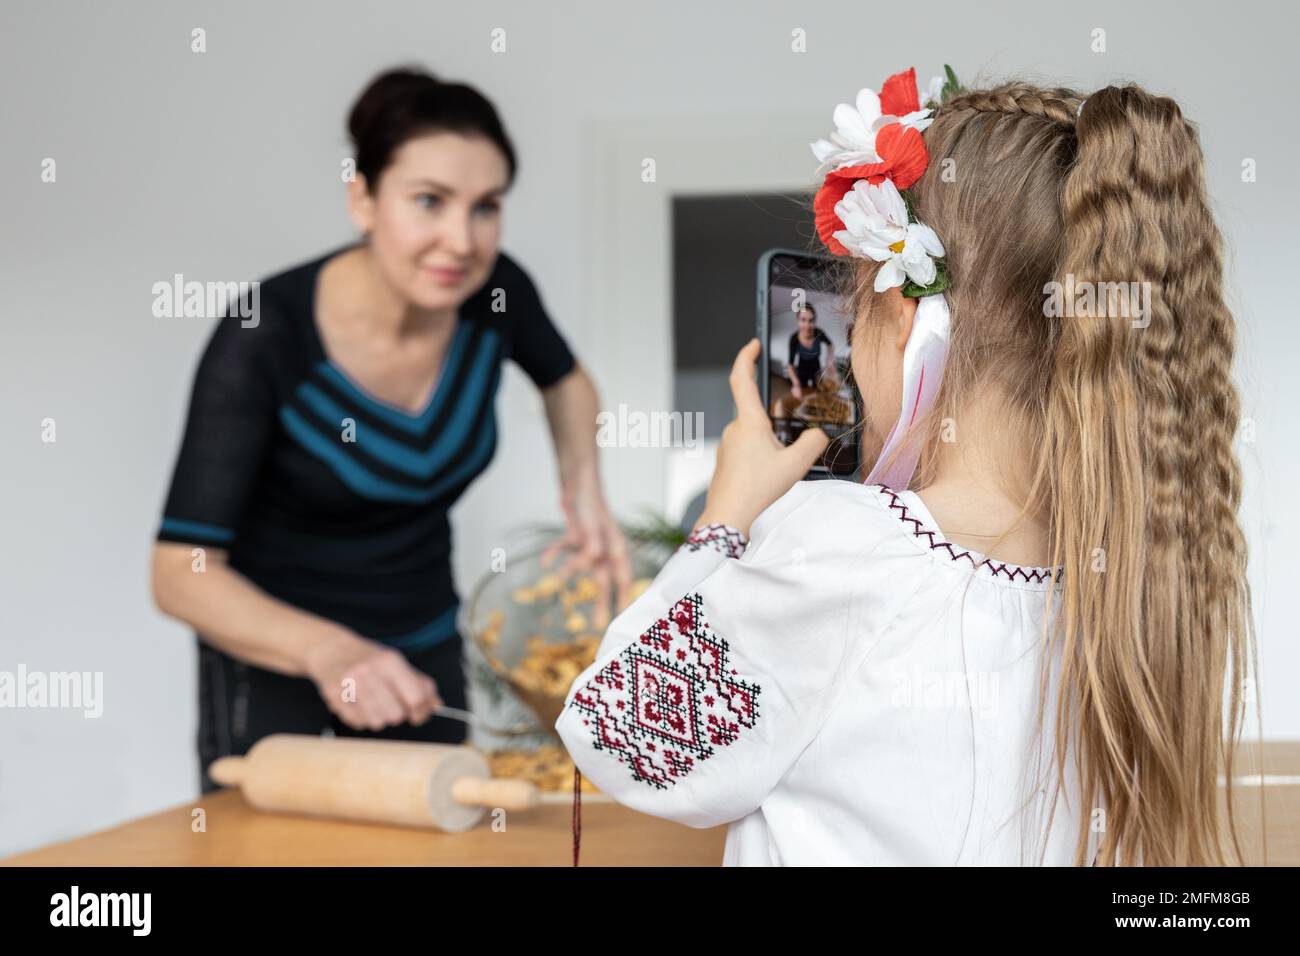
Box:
555, 70, 1255, 866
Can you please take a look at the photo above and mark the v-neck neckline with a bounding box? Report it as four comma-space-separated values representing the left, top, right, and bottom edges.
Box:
308, 243, 466, 420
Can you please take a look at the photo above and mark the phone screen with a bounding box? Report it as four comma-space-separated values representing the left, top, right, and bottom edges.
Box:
758, 250, 860, 478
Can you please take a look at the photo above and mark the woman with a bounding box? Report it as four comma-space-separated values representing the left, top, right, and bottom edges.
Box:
786, 304, 835, 395
557, 71, 1255, 865
775, 304, 836, 417
153, 66, 632, 793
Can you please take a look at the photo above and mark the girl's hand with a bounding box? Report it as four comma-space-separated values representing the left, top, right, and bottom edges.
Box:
541, 469, 634, 629
697, 338, 829, 537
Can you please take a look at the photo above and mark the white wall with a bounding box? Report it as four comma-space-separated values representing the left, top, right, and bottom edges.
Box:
0, 0, 1294, 856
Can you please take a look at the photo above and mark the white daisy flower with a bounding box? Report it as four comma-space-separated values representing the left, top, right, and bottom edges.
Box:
925, 74, 946, 108
831, 179, 946, 291
810, 87, 933, 171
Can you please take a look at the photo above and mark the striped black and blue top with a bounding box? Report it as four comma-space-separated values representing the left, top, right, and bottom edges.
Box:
156, 242, 576, 652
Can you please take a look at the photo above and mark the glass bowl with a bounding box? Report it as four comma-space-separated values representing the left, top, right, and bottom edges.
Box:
459, 537, 669, 741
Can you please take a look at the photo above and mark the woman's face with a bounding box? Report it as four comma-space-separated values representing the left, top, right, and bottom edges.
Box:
349, 131, 510, 312
797, 308, 817, 335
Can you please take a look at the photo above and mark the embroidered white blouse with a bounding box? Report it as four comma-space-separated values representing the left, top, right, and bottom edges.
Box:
554, 479, 1099, 866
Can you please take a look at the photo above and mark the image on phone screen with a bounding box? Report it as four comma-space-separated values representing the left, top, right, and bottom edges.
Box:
758, 249, 860, 478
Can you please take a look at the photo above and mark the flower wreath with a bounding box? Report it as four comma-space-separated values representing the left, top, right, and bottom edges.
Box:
811, 65, 964, 296
809, 66, 965, 490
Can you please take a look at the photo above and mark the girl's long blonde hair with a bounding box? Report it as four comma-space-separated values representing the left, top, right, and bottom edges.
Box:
848, 81, 1258, 865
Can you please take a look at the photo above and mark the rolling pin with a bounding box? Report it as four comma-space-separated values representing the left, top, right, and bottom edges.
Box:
208, 734, 539, 832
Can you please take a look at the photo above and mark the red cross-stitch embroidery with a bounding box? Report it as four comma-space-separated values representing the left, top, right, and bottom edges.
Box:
681, 523, 748, 559
565, 592, 761, 789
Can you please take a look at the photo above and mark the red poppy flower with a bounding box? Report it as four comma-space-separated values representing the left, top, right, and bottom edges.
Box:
814, 123, 930, 255
879, 67, 921, 117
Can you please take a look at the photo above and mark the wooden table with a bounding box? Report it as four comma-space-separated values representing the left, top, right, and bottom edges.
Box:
0, 789, 725, 866
5, 741, 1297, 866
1218, 740, 1300, 866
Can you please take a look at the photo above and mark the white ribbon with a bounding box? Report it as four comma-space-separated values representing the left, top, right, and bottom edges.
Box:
863, 293, 951, 489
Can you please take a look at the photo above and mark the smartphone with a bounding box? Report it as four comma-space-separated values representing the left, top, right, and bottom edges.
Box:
757, 248, 861, 479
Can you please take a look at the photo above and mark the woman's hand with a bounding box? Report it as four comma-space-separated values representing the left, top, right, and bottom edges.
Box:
696, 338, 829, 537
542, 470, 634, 628
537, 365, 635, 627
785, 364, 803, 401
303, 627, 442, 732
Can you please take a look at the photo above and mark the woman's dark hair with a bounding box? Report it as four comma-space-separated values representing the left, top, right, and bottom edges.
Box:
797, 303, 817, 320
347, 65, 517, 193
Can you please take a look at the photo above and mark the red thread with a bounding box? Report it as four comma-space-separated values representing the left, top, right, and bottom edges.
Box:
906, 365, 926, 428
572, 766, 582, 866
